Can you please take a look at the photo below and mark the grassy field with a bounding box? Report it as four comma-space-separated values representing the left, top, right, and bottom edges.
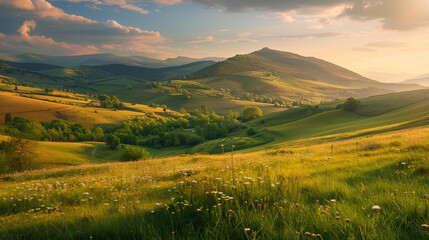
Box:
0, 126, 428, 239
0, 90, 180, 127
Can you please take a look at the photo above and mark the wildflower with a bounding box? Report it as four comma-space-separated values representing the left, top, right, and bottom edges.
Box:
372, 205, 381, 211
424, 194, 428, 198
244, 228, 250, 232
330, 199, 336, 203
336, 216, 341, 220
345, 218, 351, 223
421, 224, 428, 228
151, 211, 155, 214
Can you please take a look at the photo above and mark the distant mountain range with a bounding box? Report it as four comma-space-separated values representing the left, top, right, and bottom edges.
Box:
0, 53, 225, 68
401, 74, 429, 87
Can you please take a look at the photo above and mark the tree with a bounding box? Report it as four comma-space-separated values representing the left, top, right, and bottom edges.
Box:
14, 85, 18, 92
44, 88, 54, 94
242, 106, 263, 122
4, 137, 37, 171
226, 110, 239, 123
4, 113, 12, 124
106, 135, 120, 149
343, 97, 360, 112
120, 145, 151, 161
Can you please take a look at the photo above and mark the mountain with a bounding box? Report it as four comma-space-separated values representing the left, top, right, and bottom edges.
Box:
0, 60, 216, 89
401, 74, 429, 87
186, 47, 424, 97
0, 60, 61, 71
0, 53, 225, 68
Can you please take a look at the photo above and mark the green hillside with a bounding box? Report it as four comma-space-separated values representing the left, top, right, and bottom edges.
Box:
182, 89, 429, 154
247, 89, 429, 147
0, 52, 224, 68
188, 48, 424, 95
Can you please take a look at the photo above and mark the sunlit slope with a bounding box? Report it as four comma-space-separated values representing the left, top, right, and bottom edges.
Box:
0, 126, 428, 239
253, 89, 429, 144
190, 48, 424, 96
0, 90, 181, 126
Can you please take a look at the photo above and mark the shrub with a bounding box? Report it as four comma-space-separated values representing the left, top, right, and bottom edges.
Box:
343, 98, 360, 112
246, 128, 257, 136
106, 135, 120, 150
242, 106, 263, 122
120, 146, 151, 162
2, 137, 37, 171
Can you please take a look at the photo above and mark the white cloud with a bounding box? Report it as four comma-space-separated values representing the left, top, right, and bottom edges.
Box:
0, 0, 167, 57
0, 20, 98, 55
186, 36, 215, 44
338, 0, 429, 30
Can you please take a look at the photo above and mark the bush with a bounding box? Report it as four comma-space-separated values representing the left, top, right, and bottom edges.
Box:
343, 98, 360, 112
2, 137, 37, 171
120, 146, 151, 162
242, 106, 263, 122
246, 128, 256, 136
106, 135, 120, 150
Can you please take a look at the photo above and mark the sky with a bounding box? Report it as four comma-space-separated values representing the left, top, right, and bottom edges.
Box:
1, 0, 429, 81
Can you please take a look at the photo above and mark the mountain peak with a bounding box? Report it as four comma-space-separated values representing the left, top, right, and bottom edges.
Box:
255, 47, 273, 53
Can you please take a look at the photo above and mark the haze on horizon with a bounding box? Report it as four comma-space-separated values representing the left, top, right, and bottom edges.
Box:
1, 0, 429, 82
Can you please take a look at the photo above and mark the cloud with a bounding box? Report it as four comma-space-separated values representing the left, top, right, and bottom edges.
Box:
0, 0, 168, 57
353, 41, 407, 53
365, 41, 406, 48
186, 0, 429, 31
0, 0, 96, 23
186, 36, 215, 44
236, 32, 347, 42
338, 0, 429, 30
185, 0, 349, 13
0, 20, 98, 55
101, 0, 149, 14
51, 0, 184, 14
85, 3, 101, 10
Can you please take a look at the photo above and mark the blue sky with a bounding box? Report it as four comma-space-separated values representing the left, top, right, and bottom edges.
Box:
1, 0, 429, 81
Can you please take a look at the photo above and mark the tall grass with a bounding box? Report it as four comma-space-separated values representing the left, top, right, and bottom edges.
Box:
0, 127, 428, 239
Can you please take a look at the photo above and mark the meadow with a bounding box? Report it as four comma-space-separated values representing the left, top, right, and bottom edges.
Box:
0, 126, 428, 239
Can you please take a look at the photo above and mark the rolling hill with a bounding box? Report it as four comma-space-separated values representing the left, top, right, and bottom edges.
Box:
187, 48, 424, 98
402, 74, 429, 87
0, 61, 216, 89
189, 88, 429, 154
0, 52, 224, 68
1, 48, 426, 116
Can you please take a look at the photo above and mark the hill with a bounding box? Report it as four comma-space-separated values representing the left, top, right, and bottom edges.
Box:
402, 74, 429, 87
0, 125, 428, 239
0, 52, 224, 68
0, 60, 61, 71
0, 84, 181, 127
189, 89, 429, 154
187, 48, 424, 99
